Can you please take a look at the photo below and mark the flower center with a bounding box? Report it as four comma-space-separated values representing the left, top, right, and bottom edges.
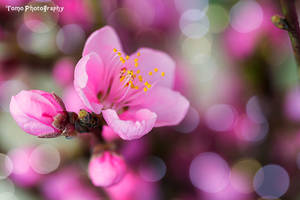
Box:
113, 48, 165, 93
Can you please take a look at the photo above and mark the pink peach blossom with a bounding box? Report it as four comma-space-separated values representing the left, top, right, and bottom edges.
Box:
88, 151, 127, 187
74, 26, 189, 140
10, 90, 65, 136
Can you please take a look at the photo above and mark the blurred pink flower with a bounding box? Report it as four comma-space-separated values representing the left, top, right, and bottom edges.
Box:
9, 147, 42, 187
42, 166, 101, 200
106, 171, 158, 200
10, 90, 65, 136
52, 58, 74, 87
88, 151, 127, 187
53, 0, 93, 30
74, 26, 189, 140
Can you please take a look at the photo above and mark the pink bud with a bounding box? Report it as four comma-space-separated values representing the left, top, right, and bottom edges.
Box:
10, 90, 65, 137
88, 151, 127, 187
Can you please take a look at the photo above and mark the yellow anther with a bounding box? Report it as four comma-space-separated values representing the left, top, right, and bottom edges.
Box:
135, 86, 139, 89
136, 70, 140, 74
113, 48, 117, 52
120, 76, 125, 82
138, 75, 143, 82
137, 52, 141, 56
130, 84, 135, 89
143, 87, 148, 92
147, 84, 151, 88
126, 55, 129, 60
144, 81, 149, 86
134, 58, 138, 62
154, 68, 158, 72
127, 70, 133, 75
120, 57, 125, 61
118, 52, 122, 56
148, 72, 153, 76
161, 72, 165, 77
135, 63, 138, 67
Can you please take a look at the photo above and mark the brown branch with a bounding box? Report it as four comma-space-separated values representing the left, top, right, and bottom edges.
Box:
273, 0, 300, 68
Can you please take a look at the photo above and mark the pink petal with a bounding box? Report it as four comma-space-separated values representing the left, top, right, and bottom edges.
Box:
136, 86, 189, 127
82, 26, 123, 59
102, 125, 119, 142
74, 52, 105, 114
88, 151, 127, 187
62, 86, 88, 113
131, 48, 175, 88
10, 96, 56, 136
102, 109, 157, 140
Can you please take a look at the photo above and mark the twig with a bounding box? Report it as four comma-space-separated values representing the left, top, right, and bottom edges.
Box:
272, 0, 300, 68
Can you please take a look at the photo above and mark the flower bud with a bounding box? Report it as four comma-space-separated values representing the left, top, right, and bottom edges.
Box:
88, 151, 127, 187
10, 90, 66, 137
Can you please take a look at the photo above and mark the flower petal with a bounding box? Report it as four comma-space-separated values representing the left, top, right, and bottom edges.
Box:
10, 96, 56, 136
102, 109, 157, 140
136, 86, 189, 127
83, 26, 123, 59
62, 86, 88, 113
74, 52, 105, 114
132, 48, 175, 88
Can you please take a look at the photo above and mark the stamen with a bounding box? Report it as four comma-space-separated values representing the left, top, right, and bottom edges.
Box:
161, 72, 165, 77
148, 72, 153, 76
154, 68, 158, 72
137, 52, 141, 56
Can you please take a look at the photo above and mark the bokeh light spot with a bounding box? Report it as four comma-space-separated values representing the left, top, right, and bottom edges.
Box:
189, 152, 230, 193
205, 104, 236, 132
0, 154, 13, 180
253, 164, 289, 199
174, 0, 208, 13
173, 106, 200, 134
139, 156, 167, 182
179, 9, 209, 39
230, 158, 261, 194
246, 96, 266, 124
230, 0, 263, 33
56, 24, 85, 54
29, 144, 60, 174
206, 4, 229, 33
